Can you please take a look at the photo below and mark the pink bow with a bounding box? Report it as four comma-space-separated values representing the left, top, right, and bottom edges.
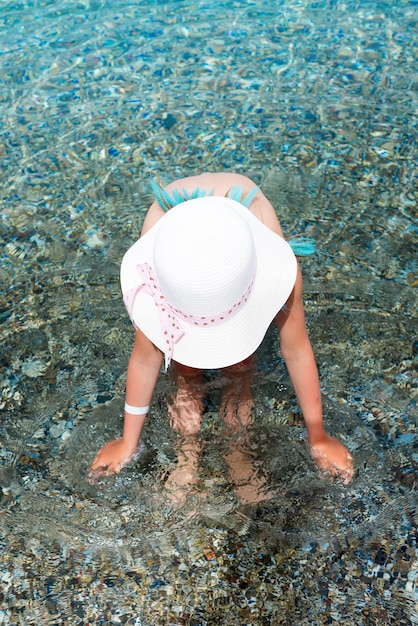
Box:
124, 261, 256, 371
123, 262, 185, 370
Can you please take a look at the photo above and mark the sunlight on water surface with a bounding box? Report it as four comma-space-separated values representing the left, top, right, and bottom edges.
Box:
0, 0, 417, 624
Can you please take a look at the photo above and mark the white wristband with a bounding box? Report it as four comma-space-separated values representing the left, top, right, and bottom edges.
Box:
124, 403, 150, 415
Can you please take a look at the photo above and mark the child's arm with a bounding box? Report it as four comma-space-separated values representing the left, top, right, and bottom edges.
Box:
276, 265, 354, 483
90, 329, 163, 475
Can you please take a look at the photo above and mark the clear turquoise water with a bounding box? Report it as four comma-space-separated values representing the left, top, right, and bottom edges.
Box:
0, 1, 417, 624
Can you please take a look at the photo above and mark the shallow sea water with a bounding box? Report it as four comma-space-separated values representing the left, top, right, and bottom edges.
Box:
0, 0, 417, 624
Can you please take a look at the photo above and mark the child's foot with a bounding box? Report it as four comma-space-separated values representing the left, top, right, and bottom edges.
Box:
225, 448, 276, 505
235, 480, 278, 505
163, 463, 198, 506
160, 437, 201, 507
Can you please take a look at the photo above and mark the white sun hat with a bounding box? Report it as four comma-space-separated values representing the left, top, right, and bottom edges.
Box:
120, 196, 297, 370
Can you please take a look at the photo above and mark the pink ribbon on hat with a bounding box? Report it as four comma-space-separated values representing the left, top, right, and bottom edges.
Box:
123, 262, 255, 370
123, 263, 185, 370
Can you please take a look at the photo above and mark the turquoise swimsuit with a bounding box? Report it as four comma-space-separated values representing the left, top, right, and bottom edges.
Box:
150, 180, 315, 256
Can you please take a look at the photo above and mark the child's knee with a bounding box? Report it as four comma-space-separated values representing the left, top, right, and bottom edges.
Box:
169, 409, 202, 437
168, 386, 203, 437
177, 420, 201, 437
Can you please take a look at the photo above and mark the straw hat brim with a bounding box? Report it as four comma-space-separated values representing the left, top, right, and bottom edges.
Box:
120, 198, 297, 369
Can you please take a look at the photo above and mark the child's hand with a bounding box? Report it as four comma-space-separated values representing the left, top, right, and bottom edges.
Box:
309, 435, 354, 484
89, 438, 136, 477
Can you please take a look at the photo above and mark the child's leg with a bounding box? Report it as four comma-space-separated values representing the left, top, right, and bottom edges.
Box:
164, 363, 204, 499
220, 355, 255, 433
168, 362, 203, 436
221, 356, 275, 504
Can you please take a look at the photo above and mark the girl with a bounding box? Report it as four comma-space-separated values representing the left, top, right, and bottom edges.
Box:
90, 173, 353, 500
